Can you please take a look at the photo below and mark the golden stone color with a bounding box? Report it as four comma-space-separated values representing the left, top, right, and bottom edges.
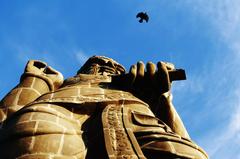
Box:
0, 56, 208, 159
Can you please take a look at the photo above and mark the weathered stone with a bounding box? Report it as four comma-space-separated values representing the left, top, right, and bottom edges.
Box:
0, 56, 208, 159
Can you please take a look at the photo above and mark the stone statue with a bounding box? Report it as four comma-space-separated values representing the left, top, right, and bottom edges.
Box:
0, 56, 208, 159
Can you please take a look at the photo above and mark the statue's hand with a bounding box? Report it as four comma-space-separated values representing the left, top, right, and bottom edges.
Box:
127, 61, 174, 101
111, 61, 175, 103
23, 60, 64, 90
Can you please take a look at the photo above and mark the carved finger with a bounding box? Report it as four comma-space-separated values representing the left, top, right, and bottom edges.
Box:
111, 64, 136, 89
146, 62, 156, 77
163, 62, 175, 70
129, 64, 137, 85
137, 61, 145, 78
25, 60, 47, 74
157, 62, 171, 93
135, 61, 145, 89
44, 66, 64, 90
44, 66, 59, 75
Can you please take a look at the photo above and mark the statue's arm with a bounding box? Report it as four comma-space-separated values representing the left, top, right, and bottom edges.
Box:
121, 61, 190, 139
156, 91, 190, 139
0, 60, 63, 124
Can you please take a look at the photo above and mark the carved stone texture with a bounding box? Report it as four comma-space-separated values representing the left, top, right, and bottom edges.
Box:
0, 56, 208, 159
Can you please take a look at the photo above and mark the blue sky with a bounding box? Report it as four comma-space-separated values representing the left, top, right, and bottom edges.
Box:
0, 1, 240, 158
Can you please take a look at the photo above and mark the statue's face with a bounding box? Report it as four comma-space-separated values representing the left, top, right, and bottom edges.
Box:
77, 56, 125, 76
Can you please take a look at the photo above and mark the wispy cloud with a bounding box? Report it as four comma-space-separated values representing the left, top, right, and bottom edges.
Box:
201, 95, 240, 158
182, 0, 240, 54
175, 1, 240, 158
14, 44, 58, 68
172, 74, 204, 95
75, 50, 89, 65
173, 56, 240, 159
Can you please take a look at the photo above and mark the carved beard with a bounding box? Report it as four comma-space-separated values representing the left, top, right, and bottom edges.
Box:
85, 64, 100, 75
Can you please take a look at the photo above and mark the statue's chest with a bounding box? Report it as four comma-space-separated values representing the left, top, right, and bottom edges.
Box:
34, 84, 147, 106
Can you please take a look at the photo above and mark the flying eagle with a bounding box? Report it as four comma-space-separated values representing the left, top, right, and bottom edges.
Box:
136, 12, 149, 23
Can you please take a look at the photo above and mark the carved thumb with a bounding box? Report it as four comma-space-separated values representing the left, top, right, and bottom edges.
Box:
25, 60, 47, 74
44, 66, 64, 90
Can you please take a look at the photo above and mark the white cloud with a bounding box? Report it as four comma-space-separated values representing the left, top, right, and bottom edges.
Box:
172, 74, 204, 95
177, 1, 240, 158
12, 43, 64, 74
181, 0, 240, 54
201, 97, 240, 158
75, 50, 89, 65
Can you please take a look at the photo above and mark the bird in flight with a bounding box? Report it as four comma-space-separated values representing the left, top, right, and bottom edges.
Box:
136, 12, 149, 23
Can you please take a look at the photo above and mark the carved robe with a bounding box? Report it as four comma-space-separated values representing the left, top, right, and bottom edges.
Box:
0, 72, 207, 159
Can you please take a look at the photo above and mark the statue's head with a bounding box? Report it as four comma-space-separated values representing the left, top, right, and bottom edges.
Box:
77, 55, 126, 76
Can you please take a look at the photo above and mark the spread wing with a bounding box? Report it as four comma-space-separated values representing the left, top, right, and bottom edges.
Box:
136, 12, 144, 18
145, 14, 149, 22
136, 12, 149, 22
